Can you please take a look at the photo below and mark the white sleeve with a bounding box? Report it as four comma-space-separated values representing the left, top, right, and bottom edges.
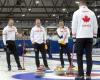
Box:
67, 28, 70, 38
43, 28, 47, 43
72, 12, 78, 38
15, 27, 18, 35
93, 13, 98, 37
30, 28, 34, 43
2, 28, 7, 45
57, 28, 62, 37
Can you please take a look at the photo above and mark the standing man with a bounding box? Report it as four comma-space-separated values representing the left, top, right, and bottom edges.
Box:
72, 0, 98, 80
2, 19, 23, 71
30, 19, 49, 70
57, 20, 74, 68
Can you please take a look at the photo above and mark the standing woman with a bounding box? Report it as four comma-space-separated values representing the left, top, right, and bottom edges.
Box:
57, 20, 74, 68
2, 19, 23, 71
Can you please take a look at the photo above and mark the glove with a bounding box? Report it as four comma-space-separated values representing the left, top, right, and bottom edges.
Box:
58, 39, 66, 45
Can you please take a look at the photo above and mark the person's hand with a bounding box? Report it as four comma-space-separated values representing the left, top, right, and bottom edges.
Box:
93, 38, 97, 45
18, 33, 22, 37
73, 38, 76, 43
32, 41, 36, 45
45, 44, 48, 50
58, 39, 65, 45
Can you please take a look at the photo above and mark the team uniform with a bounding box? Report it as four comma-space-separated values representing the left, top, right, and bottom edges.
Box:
72, 6, 98, 77
30, 25, 49, 69
57, 27, 72, 68
2, 26, 22, 70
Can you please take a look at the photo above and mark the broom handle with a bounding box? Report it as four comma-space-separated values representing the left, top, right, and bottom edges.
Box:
71, 43, 75, 65
23, 44, 24, 69
22, 35, 25, 69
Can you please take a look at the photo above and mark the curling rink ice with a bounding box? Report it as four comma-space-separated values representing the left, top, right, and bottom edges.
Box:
0, 51, 100, 80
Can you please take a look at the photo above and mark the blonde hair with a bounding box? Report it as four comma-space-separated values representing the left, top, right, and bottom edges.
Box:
79, 0, 86, 5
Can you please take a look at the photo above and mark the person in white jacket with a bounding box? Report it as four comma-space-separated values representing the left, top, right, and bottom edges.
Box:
57, 20, 74, 68
2, 19, 23, 71
30, 18, 49, 70
72, 0, 98, 80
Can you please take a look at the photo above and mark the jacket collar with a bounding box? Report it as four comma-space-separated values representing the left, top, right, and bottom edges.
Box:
79, 5, 88, 9
35, 25, 42, 28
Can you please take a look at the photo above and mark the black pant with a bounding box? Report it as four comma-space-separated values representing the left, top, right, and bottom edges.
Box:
76, 38, 93, 76
34, 43, 48, 68
6, 40, 21, 68
59, 43, 72, 67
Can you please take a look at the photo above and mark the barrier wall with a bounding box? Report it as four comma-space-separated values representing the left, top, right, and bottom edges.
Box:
0, 39, 100, 55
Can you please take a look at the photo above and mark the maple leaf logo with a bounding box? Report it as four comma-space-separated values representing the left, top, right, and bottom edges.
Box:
82, 16, 90, 23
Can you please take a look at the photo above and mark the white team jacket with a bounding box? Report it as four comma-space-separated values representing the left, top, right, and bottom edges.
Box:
57, 27, 70, 43
72, 6, 98, 38
30, 26, 47, 44
2, 26, 17, 45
